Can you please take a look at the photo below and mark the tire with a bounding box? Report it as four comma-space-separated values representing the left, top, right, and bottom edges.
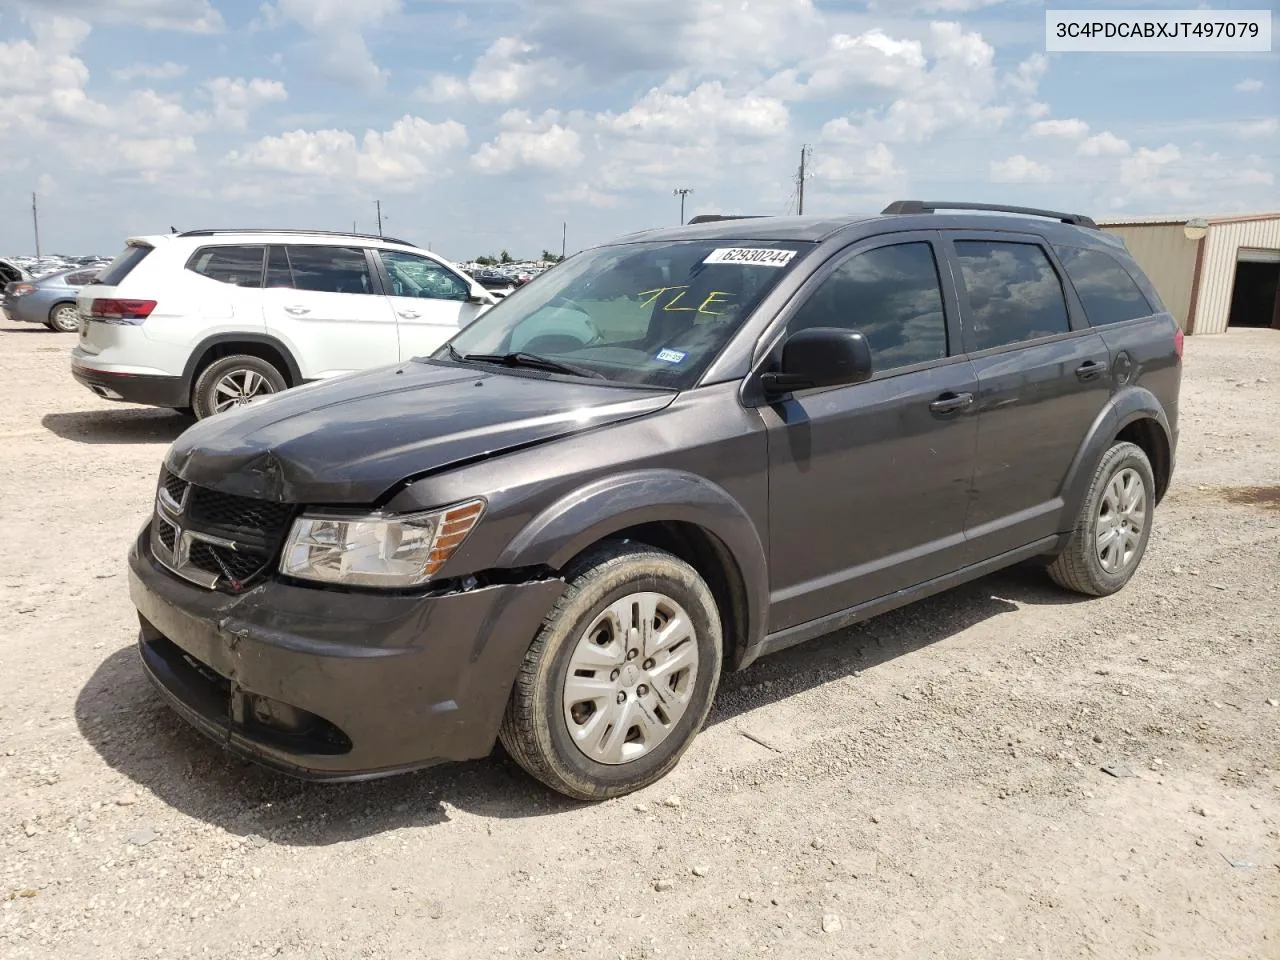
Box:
191, 355, 287, 420
48, 302, 80, 333
1048, 441, 1155, 597
499, 542, 723, 801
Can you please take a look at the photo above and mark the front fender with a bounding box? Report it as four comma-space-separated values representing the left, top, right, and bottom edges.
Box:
497, 469, 769, 655
1058, 386, 1173, 529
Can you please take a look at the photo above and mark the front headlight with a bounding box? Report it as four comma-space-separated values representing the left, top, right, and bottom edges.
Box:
279, 499, 484, 588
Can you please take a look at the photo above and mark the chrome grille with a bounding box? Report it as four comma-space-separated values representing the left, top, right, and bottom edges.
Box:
151, 470, 295, 592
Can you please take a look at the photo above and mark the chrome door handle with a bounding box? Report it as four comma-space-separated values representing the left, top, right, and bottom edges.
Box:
284, 305, 311, 316
929, 392, 974, 414
398, 310, 421, 319
1075, 361, 1105, 381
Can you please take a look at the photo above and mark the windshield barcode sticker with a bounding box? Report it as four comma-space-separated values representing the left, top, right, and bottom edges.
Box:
703, 248, 797, 268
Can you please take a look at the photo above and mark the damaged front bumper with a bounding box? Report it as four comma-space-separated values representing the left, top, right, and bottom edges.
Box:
127, 526, 565, 781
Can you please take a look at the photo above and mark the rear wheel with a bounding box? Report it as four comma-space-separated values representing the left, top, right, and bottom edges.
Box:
499, 543, 722, 801
192, 355, 287, 420
1048, 441, 1155, 596
48, 303, 79, 333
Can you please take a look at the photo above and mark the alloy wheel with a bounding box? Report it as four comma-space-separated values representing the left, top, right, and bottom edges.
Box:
1095, 467, 1147, 575
212, 369, 276, 413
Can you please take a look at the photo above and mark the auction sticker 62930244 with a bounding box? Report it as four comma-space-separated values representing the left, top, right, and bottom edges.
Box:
703, 248, 798, 267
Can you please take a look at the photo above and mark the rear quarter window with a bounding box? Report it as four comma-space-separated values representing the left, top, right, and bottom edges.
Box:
97, 245, 153, 286
186, 245, 267, 288
1053, 245, 1155, 326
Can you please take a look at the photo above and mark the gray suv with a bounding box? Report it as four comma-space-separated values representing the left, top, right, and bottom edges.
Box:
127, 201, 1181, 800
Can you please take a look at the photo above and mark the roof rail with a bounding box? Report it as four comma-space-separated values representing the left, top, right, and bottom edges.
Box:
686, 214, 767, 225
881, 201, 1098, 230
176, 228, 416, 246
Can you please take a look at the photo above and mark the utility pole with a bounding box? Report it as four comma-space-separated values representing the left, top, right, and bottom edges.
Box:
375, 200, 383, 237
673, 187, 693, 225
561, 221, 567, 260
32, 192, 41, 259
797, 145, 812, 216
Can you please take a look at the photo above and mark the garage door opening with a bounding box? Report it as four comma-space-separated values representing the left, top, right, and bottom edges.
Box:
1227, 254, 1280, 330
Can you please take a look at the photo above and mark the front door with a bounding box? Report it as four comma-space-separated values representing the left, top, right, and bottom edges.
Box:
762, 234, 979, 633
941, 234, 1114, 561
262, 244, 400, 380
374, 249, 485, 360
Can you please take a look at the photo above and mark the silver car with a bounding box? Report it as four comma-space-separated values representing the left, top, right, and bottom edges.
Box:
1, 268, 101, 332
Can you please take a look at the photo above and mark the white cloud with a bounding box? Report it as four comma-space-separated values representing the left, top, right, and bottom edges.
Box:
111, 61, 188, 82
547, 183, 621, 208
1005, 53, 1048, 97
227, 115, 468, 190
420, 37, 566, 105
990, 154, 1052, 183
811, 142, 905, 193
527, 0, 821, 79
604, 82, 788, 141
1235, 118, 1278, 138
10, 0, 223, 32
869, 0, 1021, 9
472, 109, 583, 175
1029, 118, 1089, 139
262, 0, 400, 90
1077, 131, 1130, 157
204, 77, 288, 130
1234, 79, 1263, 93
818, 23, 1011, 145
761, 30, 926, 100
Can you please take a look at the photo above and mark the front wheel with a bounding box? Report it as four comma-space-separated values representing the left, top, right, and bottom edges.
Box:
49, 303, 80, 333
499, 543, 723, 801
1048, 441, 1155, 596
191, 355, 286, 419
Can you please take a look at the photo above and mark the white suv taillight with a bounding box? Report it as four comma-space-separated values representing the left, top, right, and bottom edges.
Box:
88, 298, 157, 324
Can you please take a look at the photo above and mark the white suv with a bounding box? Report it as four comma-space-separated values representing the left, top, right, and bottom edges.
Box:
70, 229, 501, 419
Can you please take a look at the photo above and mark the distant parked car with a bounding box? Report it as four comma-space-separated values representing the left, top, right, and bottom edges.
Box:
71, 228, 505, 419
2, 267, 101, 332
0, 257, 31, 286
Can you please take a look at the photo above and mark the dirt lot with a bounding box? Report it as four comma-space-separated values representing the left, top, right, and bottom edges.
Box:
0, 322, 1276, 960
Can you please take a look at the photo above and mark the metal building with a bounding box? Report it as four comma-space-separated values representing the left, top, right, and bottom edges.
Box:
1097, 213, 1280, 334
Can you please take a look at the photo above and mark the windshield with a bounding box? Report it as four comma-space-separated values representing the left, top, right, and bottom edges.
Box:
434, 239, 812, 389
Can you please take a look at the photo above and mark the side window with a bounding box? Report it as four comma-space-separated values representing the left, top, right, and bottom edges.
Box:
186, 245, 266, 288
65, 270, 98, 286
265, 246, 294, 289
787, 242, 948, 374
953, 241, 1071, 351
1052, 245, 1155, 326
285, 246, 375, 296
379, 250, 469, 302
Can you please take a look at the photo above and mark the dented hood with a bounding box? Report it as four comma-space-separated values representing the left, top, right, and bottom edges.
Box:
165, 361, 675, 503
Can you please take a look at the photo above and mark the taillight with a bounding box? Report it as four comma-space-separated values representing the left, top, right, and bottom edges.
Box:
11, 283, 36, 296
89, 298, 157, 324
1174, 328, 1184, 360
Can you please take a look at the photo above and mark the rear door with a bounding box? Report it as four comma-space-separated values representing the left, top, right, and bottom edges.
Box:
372, 249, 486, 360
941, 232, 1113, 562
261, 244, 399, 380
762, 232, 979, 631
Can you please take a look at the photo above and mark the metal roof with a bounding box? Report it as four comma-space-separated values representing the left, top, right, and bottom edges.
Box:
1098, 212, 1280, 227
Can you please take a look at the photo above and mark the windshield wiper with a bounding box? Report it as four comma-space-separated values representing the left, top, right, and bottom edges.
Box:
460, 351, 605, 380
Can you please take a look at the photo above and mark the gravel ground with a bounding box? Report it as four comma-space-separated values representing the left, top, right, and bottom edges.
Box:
1, 322, 1277, 960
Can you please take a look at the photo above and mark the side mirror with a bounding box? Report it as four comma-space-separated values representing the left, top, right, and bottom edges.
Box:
468, 285, 496, 305
761, 327, 873, 395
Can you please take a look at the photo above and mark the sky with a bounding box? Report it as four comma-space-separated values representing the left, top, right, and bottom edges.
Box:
0, 0, 1276, 260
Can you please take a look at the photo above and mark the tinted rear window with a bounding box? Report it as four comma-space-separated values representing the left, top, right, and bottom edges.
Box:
97, 245, 153, 286
285, 246, 374, 295
186, 245, 267, 287
65, 270, 99, 286
1053, 245, 1155, 326
954, 240, 1071, 351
